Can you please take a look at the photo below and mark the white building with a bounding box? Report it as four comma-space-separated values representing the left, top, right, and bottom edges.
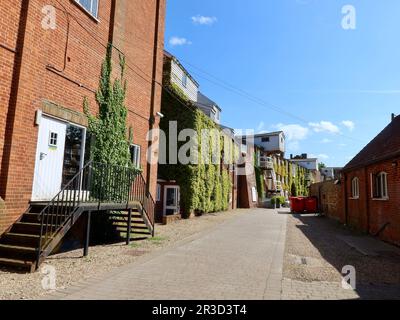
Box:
289, 154, 319, 171
253, 131, 285, 155
164, 51, 199, 102
195, 92, 221, 124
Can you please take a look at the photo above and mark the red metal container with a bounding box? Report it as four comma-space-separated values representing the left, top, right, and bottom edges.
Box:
290, 197, 305, 213
304, 197, 318, 213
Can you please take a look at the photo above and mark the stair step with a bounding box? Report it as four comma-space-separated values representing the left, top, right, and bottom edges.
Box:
132, 231, 152, 236
115, 227, 151, 234
107, 212, 140, 218
0, 233, 42, 248
0, 244, 37, 261
10, 222, 53, 235
22, 213, 64, 223
130, 226, 149, 230
28, 204, 50, 213
111, 218, 145, 224
0, 257, 35, 272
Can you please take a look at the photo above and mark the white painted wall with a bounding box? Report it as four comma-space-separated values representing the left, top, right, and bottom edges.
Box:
170, 60, 199, 102
291, 159, 319, 171
254, 132, 285, 153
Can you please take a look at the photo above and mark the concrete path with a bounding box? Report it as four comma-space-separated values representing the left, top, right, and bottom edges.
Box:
48, 209, 287, 300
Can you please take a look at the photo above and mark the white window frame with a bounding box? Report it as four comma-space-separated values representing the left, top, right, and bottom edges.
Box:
74, 0, 99, 19
130, 144, 141, 169
351, 177, 359, 199
372, 172, 389, 200
48, 131, 58, 147
182, 73, 188, 88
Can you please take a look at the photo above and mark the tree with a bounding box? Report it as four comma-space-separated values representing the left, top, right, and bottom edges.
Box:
318, 162, 326, 170
83, 44, 131, 167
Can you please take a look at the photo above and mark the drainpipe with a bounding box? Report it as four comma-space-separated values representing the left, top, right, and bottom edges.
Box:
108, 0, 117, 44
146, 0, 162, 192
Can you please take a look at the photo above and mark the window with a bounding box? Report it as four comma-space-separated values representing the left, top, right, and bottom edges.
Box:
182, 73, 188, 88
156, 184, 161, 202
130, 144, 141, 168
49, 132, 58, 147
262, 137, 270, 142
75, 0, 99, 19
372, 172, 388, 199
351, 177, 359, 199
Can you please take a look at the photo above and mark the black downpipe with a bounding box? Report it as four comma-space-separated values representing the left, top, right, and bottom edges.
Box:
146, 0, 162, 192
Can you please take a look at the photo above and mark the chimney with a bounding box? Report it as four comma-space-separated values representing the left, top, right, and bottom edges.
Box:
392, 113, 396, 121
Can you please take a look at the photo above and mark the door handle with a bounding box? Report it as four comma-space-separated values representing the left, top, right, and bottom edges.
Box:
40, 152, 48, 160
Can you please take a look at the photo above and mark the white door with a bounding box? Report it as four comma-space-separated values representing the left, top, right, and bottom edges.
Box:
163, 186, 180, 216
32, 116, 67, 201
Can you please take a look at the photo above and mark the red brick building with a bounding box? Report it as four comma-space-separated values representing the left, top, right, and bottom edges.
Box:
342, 114, 400, 246
0, 0, 166, 235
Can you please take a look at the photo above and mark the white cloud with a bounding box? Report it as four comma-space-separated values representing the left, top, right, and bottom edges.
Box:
169, 37, 192, 46
321, 138, 332, 144
274, 123, 310, 142
309, 121, 340, 134
191, 15, 217, 26
342, 120, 355, 131
257, 121, 265, 132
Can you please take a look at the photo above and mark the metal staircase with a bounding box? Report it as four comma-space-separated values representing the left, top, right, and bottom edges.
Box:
0, 161, 155, 272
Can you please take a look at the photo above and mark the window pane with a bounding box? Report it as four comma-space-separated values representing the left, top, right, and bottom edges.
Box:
62, 125, 84, 187
92, 0, 99, 17
78, 0, 91, 11
76, 0, 98, 18
130, 145, 141, 168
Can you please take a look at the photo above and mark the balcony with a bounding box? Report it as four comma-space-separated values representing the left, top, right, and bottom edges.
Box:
259, 156, 274, 170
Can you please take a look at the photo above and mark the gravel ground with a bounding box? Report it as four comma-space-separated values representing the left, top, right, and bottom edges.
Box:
0, 209, 247, 300
283, 213, 400, 299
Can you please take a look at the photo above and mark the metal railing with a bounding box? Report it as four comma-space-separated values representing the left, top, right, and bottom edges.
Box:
128, 173, 155, 229
36, 161, 155, 264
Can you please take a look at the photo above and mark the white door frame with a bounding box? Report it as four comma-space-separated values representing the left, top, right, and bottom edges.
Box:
163, 185, 180, 216
32, 113, 87, 201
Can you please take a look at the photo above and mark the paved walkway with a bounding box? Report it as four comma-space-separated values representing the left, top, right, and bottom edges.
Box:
282, 213, 400, 300
47, 209, 287, 300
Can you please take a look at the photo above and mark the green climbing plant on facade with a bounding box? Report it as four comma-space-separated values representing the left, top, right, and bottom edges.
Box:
158, 85, 233, 218
83, 43, 133, 168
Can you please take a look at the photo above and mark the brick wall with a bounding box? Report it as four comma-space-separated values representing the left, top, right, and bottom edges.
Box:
343, 156, 400, 246
343, 168, 368, 232
0, 0, 165, 234
237, 145, 258, 209
310, 180, 344, 223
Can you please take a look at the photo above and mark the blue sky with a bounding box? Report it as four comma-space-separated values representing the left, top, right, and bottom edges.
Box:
165, 0, 400, 167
